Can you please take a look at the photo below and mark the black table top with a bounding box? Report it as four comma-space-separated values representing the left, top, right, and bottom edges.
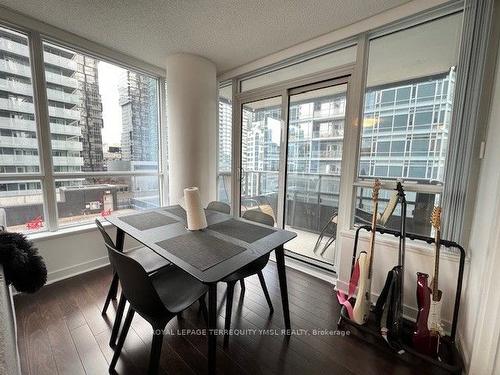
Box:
105, 205, 297, 283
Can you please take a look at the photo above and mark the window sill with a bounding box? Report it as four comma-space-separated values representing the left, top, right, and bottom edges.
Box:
27, 221, 113, 242
340, 228, 465, 263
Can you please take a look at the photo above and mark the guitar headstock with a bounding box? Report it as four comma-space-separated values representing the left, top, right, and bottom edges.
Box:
431, 206, 442, 231
372, 179, 381, 201
396, 181, 406, 203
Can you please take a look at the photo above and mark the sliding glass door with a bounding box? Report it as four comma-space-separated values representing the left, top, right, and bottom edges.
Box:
237, 77, 350, 271
240, 96, 283, 226
284, 82, 348, 267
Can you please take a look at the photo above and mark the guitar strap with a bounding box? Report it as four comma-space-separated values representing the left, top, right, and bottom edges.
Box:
336, 255, 362, 319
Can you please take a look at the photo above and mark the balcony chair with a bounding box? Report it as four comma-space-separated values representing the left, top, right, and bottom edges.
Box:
222, 209, 275, 345
96, 219, 171, 346
104, 239, 209, 375
206, 200, 230, 214
313, 210, 338, 257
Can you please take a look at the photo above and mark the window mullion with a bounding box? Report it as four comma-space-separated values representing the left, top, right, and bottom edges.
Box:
337, 34, 369, 233
29, 31, 58, 231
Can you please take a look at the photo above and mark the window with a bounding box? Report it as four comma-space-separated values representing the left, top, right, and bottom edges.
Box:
355, 12, 462, 235
42, 42, 161, 227
0, 26, 45, 232
0, 24, 164, 233
217, 83, 232, 204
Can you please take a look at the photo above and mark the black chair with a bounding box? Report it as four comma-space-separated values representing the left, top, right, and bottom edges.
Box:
96, 219, 171, 345
223, 210, 274, 345
104, 237, 209, 375
206, 201, 245, 292
207, 200, 230, 214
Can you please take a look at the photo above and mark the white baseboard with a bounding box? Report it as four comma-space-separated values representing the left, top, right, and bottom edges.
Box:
46, 256, 110, 285
268, 253, 336, 285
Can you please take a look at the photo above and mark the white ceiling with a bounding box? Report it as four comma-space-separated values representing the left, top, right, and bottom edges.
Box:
0, 0, 411, 73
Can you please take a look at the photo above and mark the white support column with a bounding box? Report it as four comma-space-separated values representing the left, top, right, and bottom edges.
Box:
166, 53, 217, 205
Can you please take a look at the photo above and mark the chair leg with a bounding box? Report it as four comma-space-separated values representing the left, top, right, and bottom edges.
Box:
239, 279, 246, 291
148, 329, 164, 375
102, 273, 119, 316
109, 292, 126, 347
109, 306, 134, 372
224, 281, 236, 346
257, 271, 274, 313
199, 295, 208, 325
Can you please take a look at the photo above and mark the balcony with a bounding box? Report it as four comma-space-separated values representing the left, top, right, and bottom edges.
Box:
47, 89, 79, 105
51, 139, 83, 151
0, 136, 38, 149
0, 59, 32, 78
0, 117, 36, 132
48, 106, 81, 121
0, 98, 34, 114
44, 52, 78, 71
0, 38, 29, 57
0, 78, 33, 97
50, 123, 82, 136
52, 156, 84, 166
45, 71, 78, 89
0, 154, 39, 165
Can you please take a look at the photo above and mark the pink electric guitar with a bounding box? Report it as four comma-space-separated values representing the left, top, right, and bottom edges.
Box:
413, 207, 443, 357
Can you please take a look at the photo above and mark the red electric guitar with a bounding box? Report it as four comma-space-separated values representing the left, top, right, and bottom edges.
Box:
412, 207, 444, 357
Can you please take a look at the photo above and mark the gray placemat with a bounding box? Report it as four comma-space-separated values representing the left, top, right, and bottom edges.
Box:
208, 219, 275, 243
164, 205, 187, 221
119, 211, 178, 231
164, 206, 217, 223
156, 232, 245, 271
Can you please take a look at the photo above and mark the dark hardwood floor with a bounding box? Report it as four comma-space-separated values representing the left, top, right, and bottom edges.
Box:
14, 263, 447, 375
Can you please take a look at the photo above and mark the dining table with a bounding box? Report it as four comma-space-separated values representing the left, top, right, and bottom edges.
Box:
105, 204, 297, 375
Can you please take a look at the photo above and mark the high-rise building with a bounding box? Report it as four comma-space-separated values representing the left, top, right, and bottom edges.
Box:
74, 55, 104, 171
117, 71, 158, 199
0, 28, 104, 190
119, 71, 158, 165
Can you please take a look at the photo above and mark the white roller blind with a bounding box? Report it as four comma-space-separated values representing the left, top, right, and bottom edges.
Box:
366, 13, 462, 88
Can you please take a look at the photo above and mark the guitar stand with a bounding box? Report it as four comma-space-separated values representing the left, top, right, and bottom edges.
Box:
337, 225, 465, 374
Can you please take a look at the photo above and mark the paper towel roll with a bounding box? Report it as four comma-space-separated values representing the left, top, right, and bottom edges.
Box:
183, 187, 207, 230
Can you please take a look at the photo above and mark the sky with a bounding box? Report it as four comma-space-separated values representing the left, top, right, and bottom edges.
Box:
97, 61, 125, 145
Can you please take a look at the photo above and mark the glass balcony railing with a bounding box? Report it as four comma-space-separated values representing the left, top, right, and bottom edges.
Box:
50, 123, 82, 136
0, 59, 32, 77
52, 156, 84, 166
0, 117, 36, 132
0, 136, 38, 149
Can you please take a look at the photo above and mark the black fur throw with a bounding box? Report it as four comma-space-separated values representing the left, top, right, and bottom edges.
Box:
0, 230, 47, 293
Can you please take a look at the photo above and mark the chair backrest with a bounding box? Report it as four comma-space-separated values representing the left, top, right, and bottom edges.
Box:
207, 201, 230, 214
95, 219, 115, 249
108, 243, 168, 321
95, 219, 167, 321
242, 209, 274, 227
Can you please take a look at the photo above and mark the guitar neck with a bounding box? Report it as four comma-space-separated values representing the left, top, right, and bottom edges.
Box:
367, 200, 378, 279
432, 229, 441, 300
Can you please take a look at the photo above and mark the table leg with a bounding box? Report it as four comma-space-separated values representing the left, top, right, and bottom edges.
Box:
110, 228, 125, 300
208, 283, 217, 375
275, 245, 291, 331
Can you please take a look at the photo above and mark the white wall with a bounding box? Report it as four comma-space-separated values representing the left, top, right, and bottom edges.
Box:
336, 230, 463, 333
31, 226, 141, 284
460, 34, 500, 373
